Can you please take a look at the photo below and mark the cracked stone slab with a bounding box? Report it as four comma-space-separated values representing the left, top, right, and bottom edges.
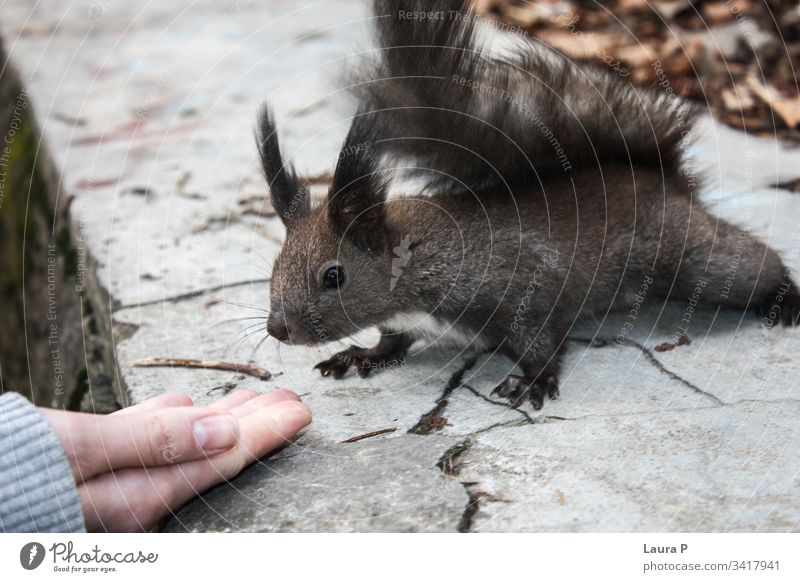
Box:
578, 306, 800, 405
163, 434, 469, 532
560, 124, 800, 408
5, 0, 800, 534
438, 344, 717, 437
114, 282, 471, 443
0, 0, 367, 306
458, 401, 800, 532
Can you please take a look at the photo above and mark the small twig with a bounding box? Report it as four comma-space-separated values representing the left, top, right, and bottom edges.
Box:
340, 427, 397, 443
134, 358, 271, 380
206, 382, 238, 396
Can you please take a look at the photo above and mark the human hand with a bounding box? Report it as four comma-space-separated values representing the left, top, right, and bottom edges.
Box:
39, 389, 311, 531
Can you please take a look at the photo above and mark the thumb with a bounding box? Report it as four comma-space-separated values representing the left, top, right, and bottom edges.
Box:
42, 406, 240, 482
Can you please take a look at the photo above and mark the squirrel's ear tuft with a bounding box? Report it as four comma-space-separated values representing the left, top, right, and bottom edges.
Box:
328, 180, 388, 251
255, 105, 308, 228
328, 111, 390, 251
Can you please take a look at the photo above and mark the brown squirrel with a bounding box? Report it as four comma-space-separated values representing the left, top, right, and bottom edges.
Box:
257, 0, 799, 409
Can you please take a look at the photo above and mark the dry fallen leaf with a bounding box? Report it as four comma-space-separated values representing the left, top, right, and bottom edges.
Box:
506, 3, 569, 29
536, 29, 619, 59
475, 0, 800, 142
616, 0, 651, 16
615, 43, 657, 68
703, 2, 735, 25
653, 0, 692, 20
721, 87, 755, 112
654, 334, 693, 353
747, 77, 800, 129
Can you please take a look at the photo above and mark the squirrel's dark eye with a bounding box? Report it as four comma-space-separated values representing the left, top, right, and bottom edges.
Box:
322, 265, 345, 289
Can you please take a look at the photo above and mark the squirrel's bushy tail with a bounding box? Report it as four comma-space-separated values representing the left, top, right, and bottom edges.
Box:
346, 0, 697, 192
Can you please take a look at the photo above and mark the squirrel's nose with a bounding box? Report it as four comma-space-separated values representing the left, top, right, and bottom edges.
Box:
267, 315, 290, 342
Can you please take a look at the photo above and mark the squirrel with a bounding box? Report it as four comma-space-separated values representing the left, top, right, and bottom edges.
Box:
257, 0, 800, 410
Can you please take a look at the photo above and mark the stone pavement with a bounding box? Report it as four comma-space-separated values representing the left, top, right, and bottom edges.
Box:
2, 0, 799, 532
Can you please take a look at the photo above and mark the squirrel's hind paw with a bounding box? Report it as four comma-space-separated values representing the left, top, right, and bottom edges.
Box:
492, 373, 560, 410
756, 281, 800, 327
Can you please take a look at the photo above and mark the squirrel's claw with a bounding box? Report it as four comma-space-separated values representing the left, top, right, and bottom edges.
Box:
315, 346, 405, 380
492, 373, 559, 410
314, 355, 350, 379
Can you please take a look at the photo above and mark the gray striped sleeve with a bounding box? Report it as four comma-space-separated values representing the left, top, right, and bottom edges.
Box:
0, 392, 85, 532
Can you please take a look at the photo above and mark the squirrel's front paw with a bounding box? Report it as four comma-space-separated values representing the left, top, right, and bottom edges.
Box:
314, 346, 404, 380
491, 373, 559, 410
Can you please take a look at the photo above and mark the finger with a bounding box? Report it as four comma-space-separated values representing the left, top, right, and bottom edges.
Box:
209, 389, 261, 410
175, 400, 311, 489
78, 401, 311, 532
101, 407, 242, 472
42, 405, 241, 483
113, 392, 194, 416
227, 389, 301, 419
235, 399, 310, 453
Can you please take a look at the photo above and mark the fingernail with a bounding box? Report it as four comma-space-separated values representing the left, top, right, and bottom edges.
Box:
193, 414, 240, 452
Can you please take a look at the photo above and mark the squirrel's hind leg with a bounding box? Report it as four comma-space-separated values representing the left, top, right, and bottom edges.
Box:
314, 328, 413, 379
491, 333, 567, 410
663, 199, 800, 326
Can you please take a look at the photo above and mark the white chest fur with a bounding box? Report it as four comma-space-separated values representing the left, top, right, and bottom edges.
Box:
382, 311, 491, 352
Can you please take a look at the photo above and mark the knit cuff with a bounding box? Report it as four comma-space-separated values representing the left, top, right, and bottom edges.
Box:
0, 392, 85, 532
